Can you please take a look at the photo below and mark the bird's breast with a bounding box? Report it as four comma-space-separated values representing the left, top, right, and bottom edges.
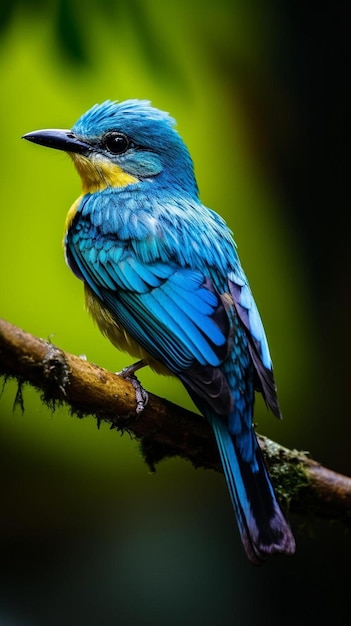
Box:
64, 195, 83, 233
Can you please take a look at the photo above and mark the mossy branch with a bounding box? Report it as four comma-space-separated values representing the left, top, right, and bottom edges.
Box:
1, 317, 350, 526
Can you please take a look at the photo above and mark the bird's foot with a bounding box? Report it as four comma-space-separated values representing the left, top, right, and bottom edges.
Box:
116, 359, 148, 415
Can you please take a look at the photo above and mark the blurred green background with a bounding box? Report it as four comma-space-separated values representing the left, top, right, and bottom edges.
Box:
0, 1, 350, 624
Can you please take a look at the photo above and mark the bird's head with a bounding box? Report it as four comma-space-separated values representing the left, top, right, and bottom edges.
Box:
23, 99, 198, 196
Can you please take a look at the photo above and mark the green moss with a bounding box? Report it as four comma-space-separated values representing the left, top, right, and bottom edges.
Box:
262, 437, 310, 506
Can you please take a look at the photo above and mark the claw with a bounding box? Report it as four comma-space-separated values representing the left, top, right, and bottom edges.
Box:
117, 359, 148, 415
126, 375, 149, 414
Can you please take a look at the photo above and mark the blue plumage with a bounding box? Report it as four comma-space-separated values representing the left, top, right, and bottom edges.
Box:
23, 99, 295, 564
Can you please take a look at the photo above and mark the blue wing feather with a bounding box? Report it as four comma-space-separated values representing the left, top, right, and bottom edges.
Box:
127, 257, 165, 288
104, 290, 194, 370
228, 269, 271, 368
116, 276, 225, 367
66, 224, 230, 373
228, 270, 281, 419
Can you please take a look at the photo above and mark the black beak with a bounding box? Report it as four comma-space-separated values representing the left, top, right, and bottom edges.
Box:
22, 129, 91, 155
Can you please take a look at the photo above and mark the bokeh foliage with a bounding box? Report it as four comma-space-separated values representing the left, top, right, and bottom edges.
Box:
1, 2, 350, 625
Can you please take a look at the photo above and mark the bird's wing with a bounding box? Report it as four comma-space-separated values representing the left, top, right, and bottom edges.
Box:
228, 268, 282, 419
65, 230, 233, 414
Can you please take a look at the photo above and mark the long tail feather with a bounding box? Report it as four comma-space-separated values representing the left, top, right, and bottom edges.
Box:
209, 414, 295, 565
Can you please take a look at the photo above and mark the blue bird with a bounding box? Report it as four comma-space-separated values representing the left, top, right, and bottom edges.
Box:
23, 99, 295, 564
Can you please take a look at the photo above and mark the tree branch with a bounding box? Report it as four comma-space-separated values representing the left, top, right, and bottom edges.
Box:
1, 317, 350, 526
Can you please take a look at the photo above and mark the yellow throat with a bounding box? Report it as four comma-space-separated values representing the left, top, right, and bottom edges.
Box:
64, 153, 138, 231
70, 152, 138, 194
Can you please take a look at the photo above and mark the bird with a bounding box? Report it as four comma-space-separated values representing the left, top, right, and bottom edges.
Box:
23, 99, 295, 564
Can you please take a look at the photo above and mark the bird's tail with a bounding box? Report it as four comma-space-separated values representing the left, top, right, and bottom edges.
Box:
209, 414, 295, 565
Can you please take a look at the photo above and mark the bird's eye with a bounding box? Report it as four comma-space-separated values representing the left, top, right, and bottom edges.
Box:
103, 132, 130, 154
